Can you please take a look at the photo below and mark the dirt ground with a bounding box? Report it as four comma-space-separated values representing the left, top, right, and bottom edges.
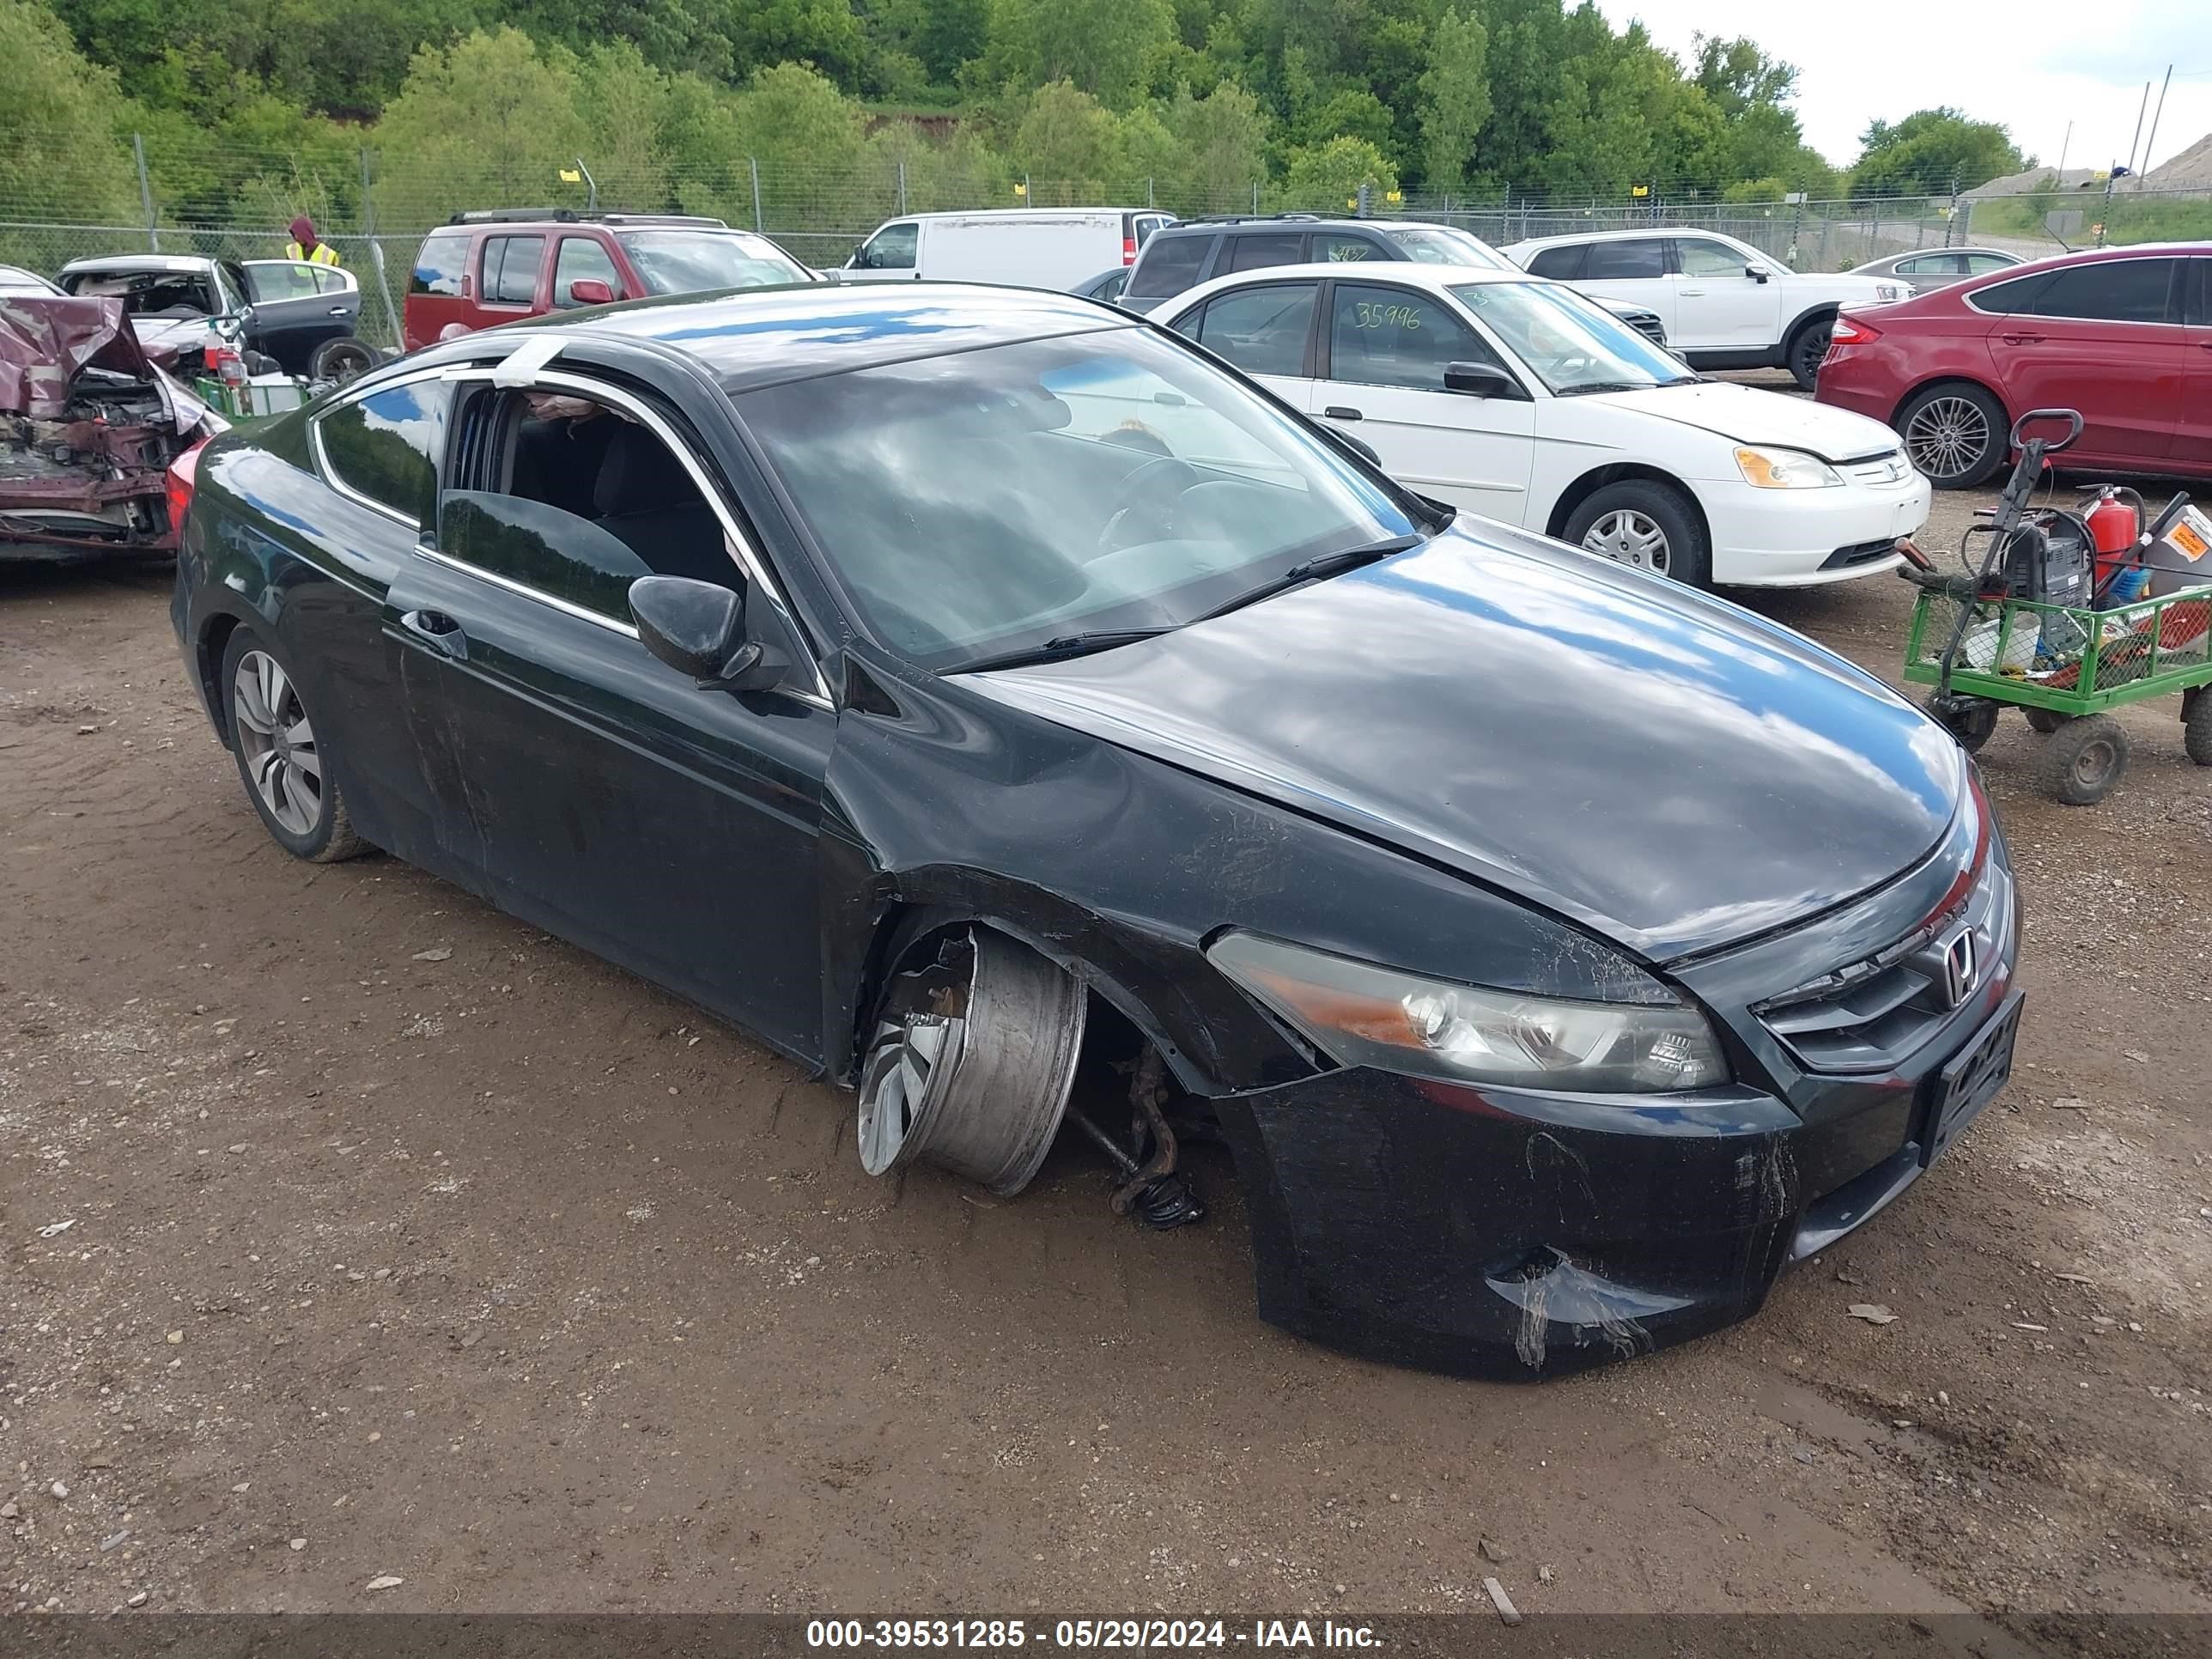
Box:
3, 437, 2210, 1629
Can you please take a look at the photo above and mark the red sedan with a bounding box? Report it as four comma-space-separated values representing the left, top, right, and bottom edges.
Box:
1816, 242, 2211, 488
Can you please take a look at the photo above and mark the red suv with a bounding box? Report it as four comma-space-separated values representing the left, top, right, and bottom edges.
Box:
1817, 242, 2211, 488
403, 211, 817, 350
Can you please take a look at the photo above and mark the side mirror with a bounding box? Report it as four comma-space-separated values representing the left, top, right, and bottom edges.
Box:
1746, 264, 1770, 283
568, 278, 617, 306
629, 574, 787, 693
1443, 361, 1519, 399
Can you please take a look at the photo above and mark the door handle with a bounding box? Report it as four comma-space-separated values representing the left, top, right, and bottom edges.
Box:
1677, 287, 1706, 296
2002, 332, 2045, 345
399, 608, 468, 662
1323, 405, 1364, 421
328, 305, 350, 315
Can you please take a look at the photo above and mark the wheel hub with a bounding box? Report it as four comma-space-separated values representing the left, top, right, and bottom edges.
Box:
231, 649, 322, 836
1906, 397, 1989, 481
1583, 508, 1671, 574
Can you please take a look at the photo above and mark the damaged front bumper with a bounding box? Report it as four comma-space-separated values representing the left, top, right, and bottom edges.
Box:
1212, 809, 2021, 1380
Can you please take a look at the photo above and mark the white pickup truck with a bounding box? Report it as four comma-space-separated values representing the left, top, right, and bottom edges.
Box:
1500, 227, 1907, 389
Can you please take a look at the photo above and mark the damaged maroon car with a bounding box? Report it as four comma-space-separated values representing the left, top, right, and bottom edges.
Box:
1, 294, 224, 564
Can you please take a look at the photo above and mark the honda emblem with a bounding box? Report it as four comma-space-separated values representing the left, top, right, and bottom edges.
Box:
1941, 927, 1978, 1007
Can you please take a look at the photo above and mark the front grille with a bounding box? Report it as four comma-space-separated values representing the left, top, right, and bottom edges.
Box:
1820, 538, 1900, 571
1626, 316, 1668, 346
1844, 450, 1911, 486
1755, 860, 2012, 1073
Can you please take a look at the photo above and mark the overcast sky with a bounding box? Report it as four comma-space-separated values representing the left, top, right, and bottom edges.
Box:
1596, 0, 2210, 175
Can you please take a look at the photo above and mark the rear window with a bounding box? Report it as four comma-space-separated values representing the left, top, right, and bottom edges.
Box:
410, 232, 469, 298
1581, 239, 1666, 279
1227, 233, 1305, 273
1525, 245, 1586, 280
483, 236, 544, 306
2023, 258, 2177, 325
1970, 272, 2051, 313
319, 381, 447, 526
1128, 233, 1214, 299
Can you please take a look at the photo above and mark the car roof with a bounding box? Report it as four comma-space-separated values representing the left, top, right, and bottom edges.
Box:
1505, 227, 1741, 249
415, 282, 1141, 393
58, 254, 215, 275
1158, 260, 1540, 315
884, 209, 1154, 223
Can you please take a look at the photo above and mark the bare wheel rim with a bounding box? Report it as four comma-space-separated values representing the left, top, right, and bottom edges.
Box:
1583, 507, 1671, 574
1905, 396, 1990, 481
231, 649, 322, 836
856, 1014, 957, 1176
2072, 735, 2118, 787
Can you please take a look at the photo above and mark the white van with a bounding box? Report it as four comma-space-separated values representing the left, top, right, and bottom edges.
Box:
842, 209, 1174, 290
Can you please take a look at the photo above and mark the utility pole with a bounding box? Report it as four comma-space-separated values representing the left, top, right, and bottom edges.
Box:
2124, 81, 2150, 178
2140, 64, 2173, 182
2056, 119, 2071, 179
749, 157, 763, 232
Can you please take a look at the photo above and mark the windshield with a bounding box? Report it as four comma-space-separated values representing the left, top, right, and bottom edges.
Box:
1382, 227, 1516, 272
1449, 281, 1692, 394
615, 230, 811, 295
741, 328, 1419, 672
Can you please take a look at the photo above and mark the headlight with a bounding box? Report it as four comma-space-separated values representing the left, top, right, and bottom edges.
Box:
1206, 933, 1728, 1095
1876, 283, 1906, 301
1735, 445, 1844, 489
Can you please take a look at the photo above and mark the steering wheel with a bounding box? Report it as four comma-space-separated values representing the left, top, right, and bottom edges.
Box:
1097, 456, 1199, 554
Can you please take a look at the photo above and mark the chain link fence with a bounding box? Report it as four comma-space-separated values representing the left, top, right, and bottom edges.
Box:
7, 131, 2207, 351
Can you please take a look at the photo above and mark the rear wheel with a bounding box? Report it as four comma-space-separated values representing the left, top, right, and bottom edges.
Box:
309, 336, 376, 384
1786, 315, 1833, 391
2185, 686, 2212, 766
1564, 481, 1711, 588
2024, 706, 2069, 735
2037, 713, 2130, 805
1927, 694, 1999, 753
1899, 382, 2007, 489
221, 629, 366, 862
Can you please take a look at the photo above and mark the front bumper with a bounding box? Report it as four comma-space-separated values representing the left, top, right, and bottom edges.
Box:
1212, 800, 2020, 1380
1702, 474, 1931, 586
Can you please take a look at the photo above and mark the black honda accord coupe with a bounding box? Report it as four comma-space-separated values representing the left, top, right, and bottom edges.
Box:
169, 283, 2021, 1377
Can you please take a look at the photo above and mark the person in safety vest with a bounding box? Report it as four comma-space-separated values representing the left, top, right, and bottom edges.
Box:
286, 216, 339, 267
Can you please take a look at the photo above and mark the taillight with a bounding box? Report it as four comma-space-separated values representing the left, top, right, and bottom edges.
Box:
1829, 313, 1881, 347
166, 438, 208, 539
1122, 236, 1138, 265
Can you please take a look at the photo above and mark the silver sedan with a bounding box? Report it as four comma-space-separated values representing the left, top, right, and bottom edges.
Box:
1851, 246, 2022, 295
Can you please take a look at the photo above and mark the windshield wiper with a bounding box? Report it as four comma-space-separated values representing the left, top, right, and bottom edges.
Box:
1555, 380, 1651, 397
957, 628, 1172, 674
1196, 533, 1425, 622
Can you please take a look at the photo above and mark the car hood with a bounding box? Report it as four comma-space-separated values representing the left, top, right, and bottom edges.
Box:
1581, 380, 1902, 463
0, 295, 160, 418
961, 526, 1962, 963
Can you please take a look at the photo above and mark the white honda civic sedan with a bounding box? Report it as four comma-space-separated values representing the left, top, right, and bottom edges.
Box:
1154, 262, 1929, 588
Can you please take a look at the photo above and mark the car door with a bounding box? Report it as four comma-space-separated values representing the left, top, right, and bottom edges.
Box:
845, 220, 921, 281
1668, 235, 1783, 349
1170, 279, 1322, 409
1984, 255, 2184, 467
1568, 238, 1674, 341
1311, 279, 1536, 524
242, 260, 356, 370
379, 369, 836, 1057
551, 234, 626, 307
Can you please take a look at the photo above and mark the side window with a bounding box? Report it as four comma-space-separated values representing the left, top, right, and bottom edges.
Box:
2025, 258, 2177, 324
858, 222, 918, 270
1676, 239, 1750, 277
552, 237, 624, 307
242, 263, 320, 303
1970, 272, 2051, 313
1327, 283, 1500, 391
1133, 215, 1168, 246
1193, 283, 1319, 379
482, 236, 544, 306
410, 232, 468, 297
1127, 233, 1213, 298
1228, 232, 1306, 273
319, 381, 447, 526
441, 389, 738, 623
1582, 239, 1667, 279
1964, 252, 2015, 276
313, 265, 351, 294
1316, 234, 1386, 264
1525, 245, 1586, 280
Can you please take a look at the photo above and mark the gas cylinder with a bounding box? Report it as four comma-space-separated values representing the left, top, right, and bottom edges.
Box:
2087, 488, 2139, 558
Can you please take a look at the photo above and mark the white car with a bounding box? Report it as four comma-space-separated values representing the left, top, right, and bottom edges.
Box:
1156, 262, 1929, 588
1498, 228, 1908, 389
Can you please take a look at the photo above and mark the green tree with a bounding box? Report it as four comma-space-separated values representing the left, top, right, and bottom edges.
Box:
915, 0, 990, 85
1690, 34, 1794, 120
1279, 133, 1395, 210
976, 0, 1175, 109
0, 0, 139, 224
372, 28, 589, 228
1416, 8, 1488, 191
1164, 79, 1268, 210
1852, 107, 2026, 196
1013, 79, 1124, 196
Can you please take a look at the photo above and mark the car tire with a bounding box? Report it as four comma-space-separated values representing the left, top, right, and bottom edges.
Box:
1927, 695, 1999, 753
309, 336, 377, 384
1785, 314, 1832, 391
2024, 706, 2069, 735
1899, 382, 2007, 489
2185, 686, 2212, 766
220, 628, 368, 863
2036, 713, 2129, 805
1564, 481, 1711, 588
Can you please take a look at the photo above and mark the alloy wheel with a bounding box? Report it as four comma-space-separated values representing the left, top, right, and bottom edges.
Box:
1582, 508, 1672, 574
857, 1013, 957, 1176
231, 649, 322, 836
1905, 395, 1990, 483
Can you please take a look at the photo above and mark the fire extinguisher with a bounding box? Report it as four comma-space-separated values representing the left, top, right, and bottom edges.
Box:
2085, 487, 2148, 605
